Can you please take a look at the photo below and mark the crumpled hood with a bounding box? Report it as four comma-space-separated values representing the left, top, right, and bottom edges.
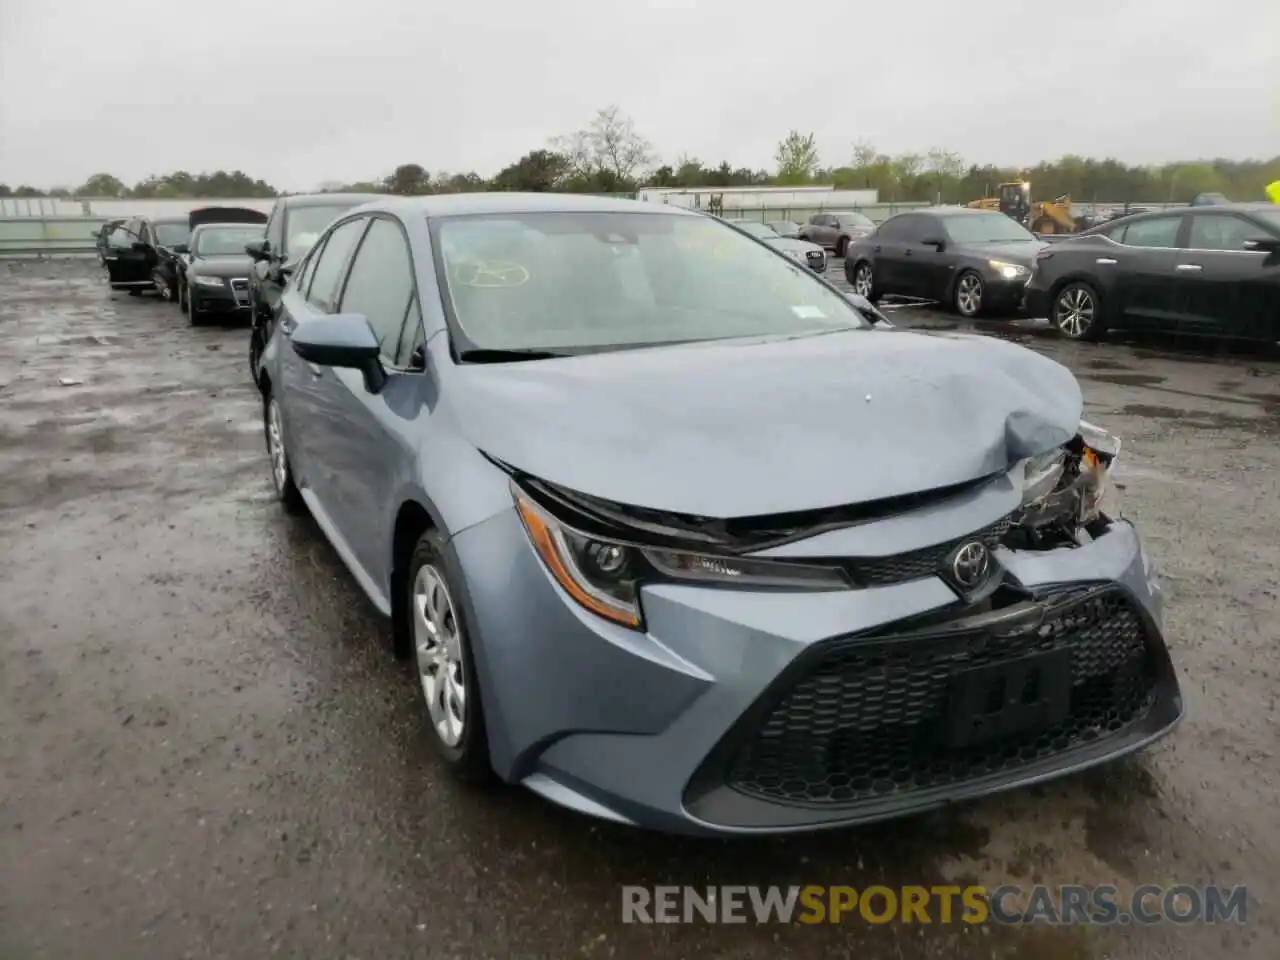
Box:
190, 254, 252, 278
446, 329, 1082, 517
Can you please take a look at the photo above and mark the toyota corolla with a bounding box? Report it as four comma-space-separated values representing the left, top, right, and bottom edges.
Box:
256, 193, 1181, 835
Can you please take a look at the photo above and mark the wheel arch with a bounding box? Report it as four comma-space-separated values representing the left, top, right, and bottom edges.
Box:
389, 495, 445, 658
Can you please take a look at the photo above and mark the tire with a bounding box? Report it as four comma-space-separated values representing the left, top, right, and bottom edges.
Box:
952, 270, 985, 318
248, 321, 264, 386
187, 287, 203, 327
835, 235, 849, 259
263, 393, 304, 514
405, 529, 492, 782
848, 260, 881, 303
1052, 280, 1105, 341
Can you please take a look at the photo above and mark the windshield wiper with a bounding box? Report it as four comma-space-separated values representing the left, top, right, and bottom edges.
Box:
457, 347, 570, 363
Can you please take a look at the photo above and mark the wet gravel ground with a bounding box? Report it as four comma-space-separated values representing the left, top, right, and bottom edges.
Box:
1, 258, 1278, 960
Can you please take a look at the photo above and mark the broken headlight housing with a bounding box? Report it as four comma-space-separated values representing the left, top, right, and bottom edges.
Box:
512, 482, 847, 629
1012, 419, 1121, 547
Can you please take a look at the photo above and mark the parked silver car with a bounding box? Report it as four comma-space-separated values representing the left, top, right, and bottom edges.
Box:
799, 210, 877, 257
730, 219, 827, 272
258, 192, 1181, 836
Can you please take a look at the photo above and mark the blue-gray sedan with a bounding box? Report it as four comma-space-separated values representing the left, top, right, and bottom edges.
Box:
256, 193, 1181, 836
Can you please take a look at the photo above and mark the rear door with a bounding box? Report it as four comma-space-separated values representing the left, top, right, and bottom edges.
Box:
868, 215, 915, 294
1105, 215, 1184, 327
1175, 213, 1280, 341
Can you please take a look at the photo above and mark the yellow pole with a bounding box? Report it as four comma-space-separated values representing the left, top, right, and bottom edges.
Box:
1267, 180, 1280, 204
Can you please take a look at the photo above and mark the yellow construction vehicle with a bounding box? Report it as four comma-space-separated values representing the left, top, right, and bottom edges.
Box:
968, 180, 1080, 234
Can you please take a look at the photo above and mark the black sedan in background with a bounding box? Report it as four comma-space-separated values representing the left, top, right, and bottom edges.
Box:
1024, 202, 1280, 343
844, 208, 1047, 317
178, 222, 268, 325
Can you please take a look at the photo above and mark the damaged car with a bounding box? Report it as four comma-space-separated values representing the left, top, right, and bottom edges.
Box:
257, 193, 1181, 836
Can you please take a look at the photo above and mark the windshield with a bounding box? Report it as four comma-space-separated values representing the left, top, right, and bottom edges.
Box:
193, 225, 264, 256
286, 204, 362, 257
836, 212, 874, 228
154, 221, 190, 248
433, 211, 870, 353
942, 213, 1037, 243
733, 221, 779, 239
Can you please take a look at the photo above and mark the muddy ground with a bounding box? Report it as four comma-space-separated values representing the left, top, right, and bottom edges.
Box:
1, 259, 1277, 960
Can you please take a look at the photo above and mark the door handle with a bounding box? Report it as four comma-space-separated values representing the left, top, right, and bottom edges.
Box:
1095, 258, 1117, 265
1176, 264, 1203, 272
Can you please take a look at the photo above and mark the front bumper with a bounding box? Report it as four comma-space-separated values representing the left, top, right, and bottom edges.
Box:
450, 499, 1180, 836
190, 277, 252, 316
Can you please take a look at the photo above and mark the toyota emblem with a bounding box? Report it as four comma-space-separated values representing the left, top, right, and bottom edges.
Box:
949, 541, 991, 589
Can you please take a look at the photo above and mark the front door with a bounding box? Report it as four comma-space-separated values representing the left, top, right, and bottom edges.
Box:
1174, 213, 1280, 341
311, 215, 424, 583
105, 218, 150, 284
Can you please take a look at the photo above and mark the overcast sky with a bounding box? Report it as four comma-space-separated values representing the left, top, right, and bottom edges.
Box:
1, 0, 1276, 191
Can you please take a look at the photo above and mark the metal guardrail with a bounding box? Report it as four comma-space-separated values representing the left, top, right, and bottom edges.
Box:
0, 216, 107, 258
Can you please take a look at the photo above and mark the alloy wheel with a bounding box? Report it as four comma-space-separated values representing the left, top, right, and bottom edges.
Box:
956, 273, 983, 317
1056, 286, 1095, 338
413, 565, 467, 747
853, 264, 873, 298
266, 398, 288, 494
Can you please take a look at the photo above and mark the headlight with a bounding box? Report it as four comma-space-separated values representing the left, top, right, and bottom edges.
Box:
513, 485, 848, 629
988, 259, 1030, 280
192, 275, 225, 287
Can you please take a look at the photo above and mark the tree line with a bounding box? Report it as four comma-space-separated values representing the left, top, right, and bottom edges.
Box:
3, 107, 1277, 205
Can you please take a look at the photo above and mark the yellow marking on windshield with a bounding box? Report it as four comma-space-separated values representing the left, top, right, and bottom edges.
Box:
452, 261, 530, 288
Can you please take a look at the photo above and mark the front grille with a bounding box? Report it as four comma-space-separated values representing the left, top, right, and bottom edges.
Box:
723, 587, 1156, 807
848, 514, 1012, 586
230, 278, 250, 307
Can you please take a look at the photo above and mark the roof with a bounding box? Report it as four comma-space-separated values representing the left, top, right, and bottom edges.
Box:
280, 192, 384, 208
1086, 201, 1277, 232
364, 192, 699, 218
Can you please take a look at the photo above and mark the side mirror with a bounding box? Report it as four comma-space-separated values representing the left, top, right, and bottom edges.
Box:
1243, 237, 1280, 254
290, 313, 387, 393
245, 240, 270, 261
921, 237, 946, 251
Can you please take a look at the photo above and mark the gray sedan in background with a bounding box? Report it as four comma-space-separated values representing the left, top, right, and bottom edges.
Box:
730, 219, 827, 272
258, 192, 1180, 836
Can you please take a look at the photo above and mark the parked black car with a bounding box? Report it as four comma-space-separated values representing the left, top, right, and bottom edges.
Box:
92, 218, 128, 266
245, 193, 381, 383
1023, 202, 1280, 342
844, 208, 1047, 317
100, 215, 191, 296
177, 220, 269, 325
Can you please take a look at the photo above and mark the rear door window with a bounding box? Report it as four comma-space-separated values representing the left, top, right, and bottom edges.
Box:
1116, 216, 1181, 248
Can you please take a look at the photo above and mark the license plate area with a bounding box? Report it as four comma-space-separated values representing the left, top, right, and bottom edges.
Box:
942, 649, 1072, 749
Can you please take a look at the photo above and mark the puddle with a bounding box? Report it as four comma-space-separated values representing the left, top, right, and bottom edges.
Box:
1120, 403, 1271, 431
1086, 357, 1131, 371
1081, 372, 1166, 387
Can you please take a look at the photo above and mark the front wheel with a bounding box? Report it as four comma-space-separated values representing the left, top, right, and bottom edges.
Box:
406, 530, 492, 782
953, 270, 984, 318
1052, 281, 1104, 341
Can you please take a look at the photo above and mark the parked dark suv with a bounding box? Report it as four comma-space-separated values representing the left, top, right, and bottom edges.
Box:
246, 193, 381, 382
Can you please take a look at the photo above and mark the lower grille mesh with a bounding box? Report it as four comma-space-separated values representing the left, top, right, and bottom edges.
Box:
725, 588, 1155, 806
